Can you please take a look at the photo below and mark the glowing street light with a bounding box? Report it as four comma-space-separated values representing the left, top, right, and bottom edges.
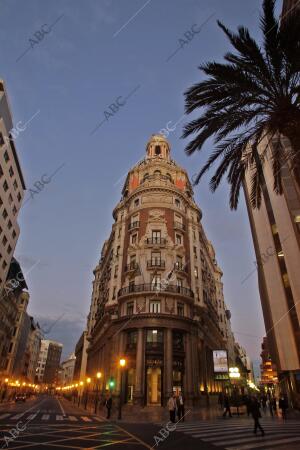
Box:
118, 358, 127, 420
95, 372, 102, 413
86, 378, 91, 384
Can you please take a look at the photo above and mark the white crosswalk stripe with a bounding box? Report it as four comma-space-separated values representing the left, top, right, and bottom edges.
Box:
81, 416, 92, 422
56, 415, 65, 420
176, 419, 300, 449
0, 413, 107, 423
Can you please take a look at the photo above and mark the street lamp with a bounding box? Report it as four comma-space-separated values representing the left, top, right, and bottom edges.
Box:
95, 372, 102, 413
118, 358, 126, 420
85, 378, 91, 409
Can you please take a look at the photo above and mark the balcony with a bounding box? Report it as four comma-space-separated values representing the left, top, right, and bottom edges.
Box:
147, 259, 165, 269
145, 237, 166, 246
118, 283, 194, 298
174, 262, 188, 274
174, 221, 185, 231
128, 221, 140, 231
125, 261, 139, 273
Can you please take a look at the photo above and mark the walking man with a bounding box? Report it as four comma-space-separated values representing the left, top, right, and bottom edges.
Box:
218, 392, 224, 410
168, 393, 176, 423
251, 397, 265, 436
177, 393, 185, 421
105, 394, 112, 419
279, 394, 288, 421
223, 394, 232, 418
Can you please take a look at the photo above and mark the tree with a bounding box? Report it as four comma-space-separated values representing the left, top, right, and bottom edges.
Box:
182, 0, 300, 209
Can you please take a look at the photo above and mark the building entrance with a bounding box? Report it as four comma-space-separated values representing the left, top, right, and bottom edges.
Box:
146, 367, 162, 405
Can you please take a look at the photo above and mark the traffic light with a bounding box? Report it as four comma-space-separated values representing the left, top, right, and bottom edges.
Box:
108, 378, 115, 390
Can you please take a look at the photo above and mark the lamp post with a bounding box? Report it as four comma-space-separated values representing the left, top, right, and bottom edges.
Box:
85, 378, 91, 410
118, 358, 126, 420
95, 372, 102, 413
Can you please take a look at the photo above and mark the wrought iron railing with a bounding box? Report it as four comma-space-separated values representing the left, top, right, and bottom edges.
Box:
118, 283, 194, 298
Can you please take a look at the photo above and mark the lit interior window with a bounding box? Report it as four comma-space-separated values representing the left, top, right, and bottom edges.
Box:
294, 215, 300, 223
277, 251, 284, 257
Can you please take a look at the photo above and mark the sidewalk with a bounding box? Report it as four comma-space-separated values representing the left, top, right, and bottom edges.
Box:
63, 396, 300, 423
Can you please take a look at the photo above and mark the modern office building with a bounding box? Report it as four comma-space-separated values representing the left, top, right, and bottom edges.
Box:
36, 339, 63, 384
83, 135, 237, 408
0, 80, 26, 288
244, 134, 300, 405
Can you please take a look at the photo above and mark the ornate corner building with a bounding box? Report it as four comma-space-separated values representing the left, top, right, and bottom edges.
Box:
85, 135, 232, 407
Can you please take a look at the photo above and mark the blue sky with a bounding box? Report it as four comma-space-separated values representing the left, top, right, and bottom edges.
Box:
1, 0, 281, 361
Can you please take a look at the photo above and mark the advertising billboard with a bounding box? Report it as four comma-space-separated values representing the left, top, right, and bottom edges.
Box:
213, 350, 229, 373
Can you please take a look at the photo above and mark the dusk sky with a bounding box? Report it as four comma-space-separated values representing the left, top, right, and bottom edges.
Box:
0, 0, 280, 363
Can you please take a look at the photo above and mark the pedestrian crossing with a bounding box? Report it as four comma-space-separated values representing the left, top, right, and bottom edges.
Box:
175, 418, 300, 449
0, 412, 106, 424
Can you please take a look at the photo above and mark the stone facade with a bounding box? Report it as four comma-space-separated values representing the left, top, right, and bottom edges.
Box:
84, 135, 232, 407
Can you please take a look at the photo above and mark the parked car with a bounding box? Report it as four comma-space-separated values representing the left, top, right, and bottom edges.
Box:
15, 394, 26, 402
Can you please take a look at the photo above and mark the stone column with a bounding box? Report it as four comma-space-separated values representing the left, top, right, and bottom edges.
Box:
185, 333, 194, 405
191, 332, 200, 405
164, 328, 173, 402
133, 328, 144, 405
116, 331, 125, 395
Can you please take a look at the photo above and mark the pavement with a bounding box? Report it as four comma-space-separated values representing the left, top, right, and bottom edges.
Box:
0, 395, 300, 449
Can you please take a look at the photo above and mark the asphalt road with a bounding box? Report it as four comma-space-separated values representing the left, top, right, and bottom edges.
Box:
0, 396, 300, 450
0, 395, 150, 450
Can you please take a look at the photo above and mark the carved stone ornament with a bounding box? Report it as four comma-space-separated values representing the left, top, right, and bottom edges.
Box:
165, 299, 175, 314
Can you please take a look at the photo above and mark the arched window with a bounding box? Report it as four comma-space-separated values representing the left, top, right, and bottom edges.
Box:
166, 173, 172, 182
154, 170, 161, 177
155, 145, 161, 155
143, 173, 149, 182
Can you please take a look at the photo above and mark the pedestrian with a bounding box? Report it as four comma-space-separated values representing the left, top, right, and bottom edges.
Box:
105, 394, 112, 419
168, 393, 176, 423
261, 394, 267, 413
279, 394, 288, 421
268, 397, 273, 417
272, 396, 277, 414
245, 395, 251, 417
223, 394, 232, 418
218, 392, 224, 409
177, 393, 185, 421
250, 397, 265, 436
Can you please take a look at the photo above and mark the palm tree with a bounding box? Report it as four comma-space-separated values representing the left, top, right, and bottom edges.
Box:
183, 0, 300, 209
